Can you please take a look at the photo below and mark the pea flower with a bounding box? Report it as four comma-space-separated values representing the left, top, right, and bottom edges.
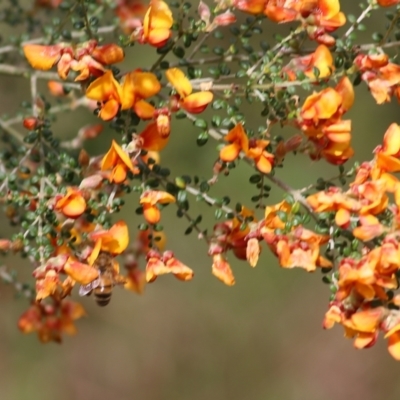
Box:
23, 40, 124, 80
166, 68, 213, 113
140, 190, 176, 224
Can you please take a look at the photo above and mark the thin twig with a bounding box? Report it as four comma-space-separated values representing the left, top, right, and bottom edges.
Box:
343, 4, 373, 39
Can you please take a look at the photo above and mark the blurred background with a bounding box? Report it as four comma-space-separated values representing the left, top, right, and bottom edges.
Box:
1, 2, 400, 400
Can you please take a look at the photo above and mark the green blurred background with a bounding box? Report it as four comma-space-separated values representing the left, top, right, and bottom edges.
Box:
1, 2, 400, 400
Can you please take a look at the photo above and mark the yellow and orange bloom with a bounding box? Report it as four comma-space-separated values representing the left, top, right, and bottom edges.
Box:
246, 139, 274, 174
63, 257, 100, 285
300, 77, 355, 165
23, 40, 124, 81
166, 68, 213, 113
211, 253, 235, 286
234, 0, 266, 15
323, 302, 344, 329
283, 44, 334, 80
101, 139, 136, 183
211, 206, 256, 262
89, 220, 130, 257
136, 116, 171, 148
18, 300, 86, 343
140, 190, 176, 224
355, 53, 400, 105
264, 226, 331, 272
220, 123, 249, 162
246, 237, 261, 267
86, 69, 161, 121
301, 77, 354, 125
342, 307, 386, 350
35, 270, 61, 300
85, 70, 123, 120
140, 0, 173, 47
264, 0, 346, 44
54, 187, 86, 218
124, 268, 147, 294
263, 200, 292, 230
145, 249, 194, 282
47, 80, 68, 97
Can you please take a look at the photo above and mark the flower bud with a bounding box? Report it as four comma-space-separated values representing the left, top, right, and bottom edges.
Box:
214, 11, 236, 26
23, 117, 39, 130
198, 1, 211, 25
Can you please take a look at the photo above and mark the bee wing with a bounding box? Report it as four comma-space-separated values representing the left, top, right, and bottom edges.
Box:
79, 278, 101, 296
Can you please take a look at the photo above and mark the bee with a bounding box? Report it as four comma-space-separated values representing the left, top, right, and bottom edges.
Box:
79, 252, 126, 307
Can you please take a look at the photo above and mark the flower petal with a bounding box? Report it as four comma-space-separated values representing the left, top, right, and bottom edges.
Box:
23, 44, 63, 70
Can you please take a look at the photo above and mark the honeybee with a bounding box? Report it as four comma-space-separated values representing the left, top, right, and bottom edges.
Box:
79, 252, 126, 307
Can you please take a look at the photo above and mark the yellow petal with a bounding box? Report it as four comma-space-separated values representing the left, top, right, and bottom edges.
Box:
23, 44, 62, 70
64, 258, 99, 285
166, 68, 192, 97
134, 100, 156, 119
86, 70, 122, 102
181, 91, 213, 113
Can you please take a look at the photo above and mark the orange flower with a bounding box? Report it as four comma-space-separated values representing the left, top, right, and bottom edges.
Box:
63, 258, 100, 285
85, 70, 123, 120
373, 124, 400, 176
220, 123, 249, 162
166, 68, 213, 113
141, 0, 173, 47
301, 77, 354, 125
264, 0, 299, 23
301, 87, 342, 123
283, 44, 334, 80
352, 180, 388, 216
323, 302, 344, 329
23, 41, 124, 80
264, 0, 346, 36
300, 77, 354, 164
343, 308, 386, 350
136, 122, 170, 153
47, 80, 67, 97
265, 226, 331, 272
246, 139, 274, 173
145, 250, 194, 282
377, 0, 400, 7
124, 268, 147, 294
55, 187, 86, 218
352, 215, 384, 242
86, 69, 161, 121
35, 270, 60, 300
383, 313, 400, 360
140, 190, 176, 224
18, 300, 86, 343
233, 0, 266, 14
263, 200, 292, 230
101, 139, 135, 183
355, 53, 400, 104
336, 258, 377, 301
214, 206, 256, 261
89, 220, 130, 257
246, 237, 261, 267
23, 43, 65, 70
386, 326, 400, 360
122, 69, 161, 106
211, 254, 235, 286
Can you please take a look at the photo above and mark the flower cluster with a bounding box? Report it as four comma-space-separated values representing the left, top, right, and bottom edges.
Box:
307, 123, 400, 359
2, 0, 400, 362
23, 40, 124, 81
